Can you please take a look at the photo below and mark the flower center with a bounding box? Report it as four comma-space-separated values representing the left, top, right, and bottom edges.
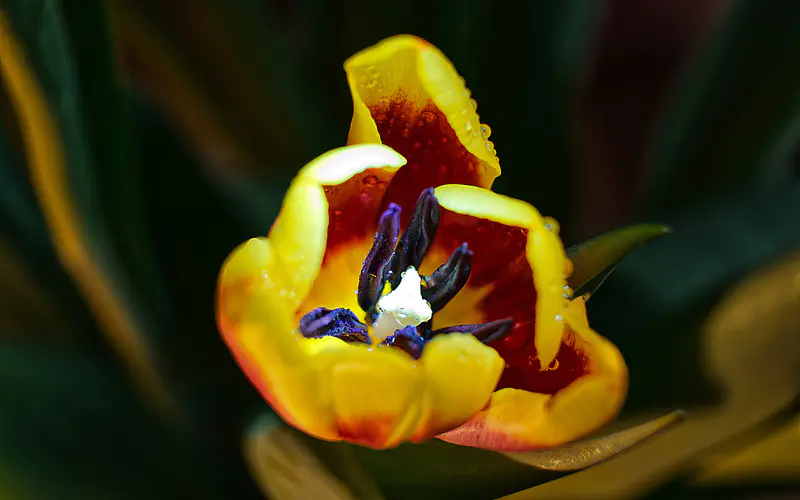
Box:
298, 188, 513, 359
373, 266, 431, 341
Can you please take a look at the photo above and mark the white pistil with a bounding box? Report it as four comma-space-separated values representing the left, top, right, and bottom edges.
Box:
372, 267, 432, 341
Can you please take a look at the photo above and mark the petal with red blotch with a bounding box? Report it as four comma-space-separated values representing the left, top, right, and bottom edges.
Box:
345, 35, 501, 226
437, 297, 628, 451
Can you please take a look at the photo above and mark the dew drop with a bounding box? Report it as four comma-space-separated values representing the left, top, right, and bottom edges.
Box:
543, 218, 560, 234
485, 140, 495, 152
441, 136, 449, 144
362, 175, 378, 187
470, 98, 478, 111
465, 120, 473, 132
332, 209, 343, 217
417, 119, 425, 128
480, 124, 492, 139
555, 314, 563, 322
438, 164, 447, 176
421, 110, 437, 123
562, 285, 574, 299
413, 141, 422, 150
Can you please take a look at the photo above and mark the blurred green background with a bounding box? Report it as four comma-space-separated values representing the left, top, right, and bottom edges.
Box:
0, 0, 798, 498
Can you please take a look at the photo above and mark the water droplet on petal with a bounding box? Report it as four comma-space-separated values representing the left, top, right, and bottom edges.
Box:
470, 98, 478, 111
421, 110, 437, 123
543, 218, 560, 234
465, 120, 473, 132
480, 124, 492, 139
485, 140, 495, 152
413, 141, 422, 150
562, 285, 574, 299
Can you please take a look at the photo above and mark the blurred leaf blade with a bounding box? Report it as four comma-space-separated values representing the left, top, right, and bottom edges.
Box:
503, 253, 800, 499
0, 1, 176, 416
0, 342, 224, 500
245, 416, 364, 500
503, 410, 685, 471
645, 0, 800, 208
567, 223, 669, 297
113, 0, 314, 173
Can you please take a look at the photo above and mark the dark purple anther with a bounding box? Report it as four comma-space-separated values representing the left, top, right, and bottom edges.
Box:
380, 325, 426, 359
431, 317, 514, 345
388, 188, 440, 289
299, 307, 371, 344
422, 243, 472, 312
357, 204, 401, 319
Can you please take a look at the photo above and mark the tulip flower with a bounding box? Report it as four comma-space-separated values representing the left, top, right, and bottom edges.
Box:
217, 35, 626, 451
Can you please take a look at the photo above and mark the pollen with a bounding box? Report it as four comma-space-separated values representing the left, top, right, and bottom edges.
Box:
373, 267, 432, 340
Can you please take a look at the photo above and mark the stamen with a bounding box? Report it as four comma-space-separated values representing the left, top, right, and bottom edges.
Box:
357, 204, 401, 320
422, 243, 472, 312
430, 317, 514, 345
388, 188, 440, 289
299, 307, 371, 344
379, 325, 425, 359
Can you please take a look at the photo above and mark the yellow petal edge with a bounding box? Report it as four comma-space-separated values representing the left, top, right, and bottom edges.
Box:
345, 34, 501, 188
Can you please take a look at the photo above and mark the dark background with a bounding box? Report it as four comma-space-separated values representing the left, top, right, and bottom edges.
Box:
0, 0, 798, 498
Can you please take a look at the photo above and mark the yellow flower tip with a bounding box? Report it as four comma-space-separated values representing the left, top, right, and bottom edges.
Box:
297, 143, 407, 185
344, 35, 500, 196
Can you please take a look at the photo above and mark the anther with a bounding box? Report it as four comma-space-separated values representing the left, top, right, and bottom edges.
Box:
357, 204, 401, 319
299, 307, 371, 344
430, 317, 514, 345
422, 243, 472, 312
388, 188, 440, 289
379, 325, 426, 359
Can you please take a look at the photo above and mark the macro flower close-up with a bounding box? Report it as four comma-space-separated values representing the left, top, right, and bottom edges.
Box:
1, 2, 798, 499
217, 36, 627, 451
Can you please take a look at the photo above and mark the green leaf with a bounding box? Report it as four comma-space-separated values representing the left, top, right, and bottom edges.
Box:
303, 438, 566, 500
0, 0, 177, 415
502, 411, 685, 471
567, 223, 670, 297
0, 99, 100, 342
644, 0, 800, 208
587, 181, 800, 415
506, 255, 800, 499
0, 343, 227, 500
113, 0, 314, 173
245, 416, 372, 500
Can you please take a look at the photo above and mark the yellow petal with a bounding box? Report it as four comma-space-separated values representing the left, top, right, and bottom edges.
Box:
438, 297, 627, 451
322, 343, 423, 449
268, 144, 406, 308
434, 184, 570, 367
217, 238, 338, 439
345, 35, 500, 189
414, 333, 505, 440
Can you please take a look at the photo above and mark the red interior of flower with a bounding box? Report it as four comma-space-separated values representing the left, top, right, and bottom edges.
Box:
324, 168, 392, 256
369, 93, 484, 227
434, 208, 589, 395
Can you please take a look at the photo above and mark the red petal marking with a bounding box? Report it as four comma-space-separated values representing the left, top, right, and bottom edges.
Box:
323, 167, 394, 256
336, 415, 399, 449
434, 208, 588, 395
370, 93, 484, 227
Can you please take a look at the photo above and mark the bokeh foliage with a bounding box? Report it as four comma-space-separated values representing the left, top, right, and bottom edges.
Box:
0, 0, 798, 498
